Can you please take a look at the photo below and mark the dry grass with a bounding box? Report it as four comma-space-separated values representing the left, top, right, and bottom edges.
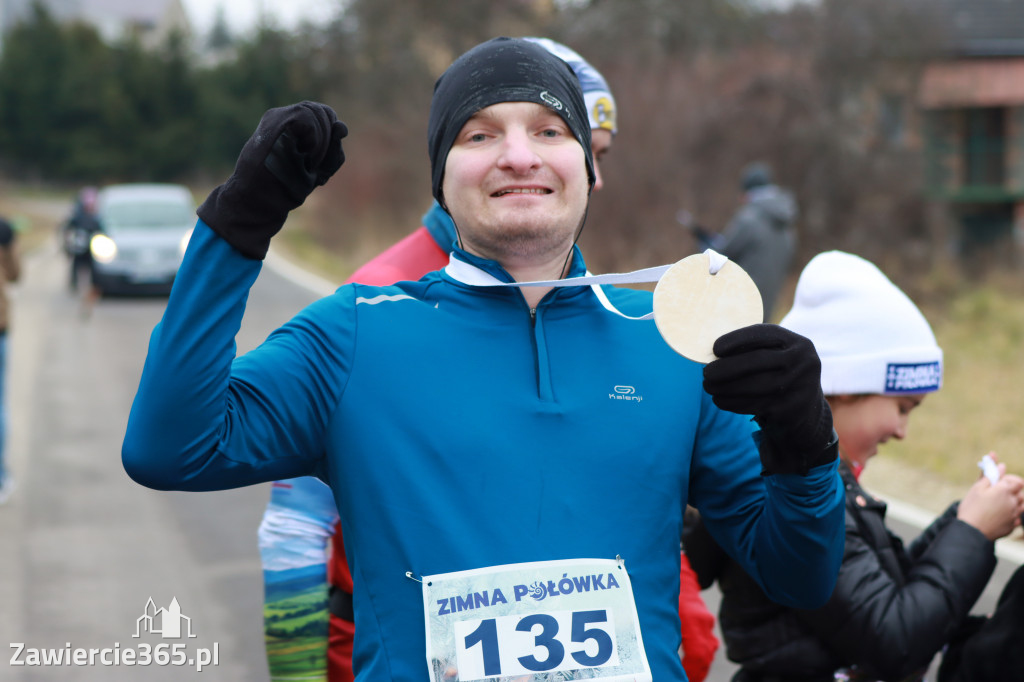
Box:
881, 276, 1024, 491
272, 195, 423, 286
274, 223, 356, 285
0, 185, 75, 253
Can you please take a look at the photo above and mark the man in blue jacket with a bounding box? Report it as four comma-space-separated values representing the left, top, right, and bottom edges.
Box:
123, 37, 844, 681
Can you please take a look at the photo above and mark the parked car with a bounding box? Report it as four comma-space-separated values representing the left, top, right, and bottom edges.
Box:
89, 183, 195, 295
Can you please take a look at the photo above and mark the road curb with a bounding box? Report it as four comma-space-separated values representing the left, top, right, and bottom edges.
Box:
885, 497, 1024, 566
264, 247, 339, 298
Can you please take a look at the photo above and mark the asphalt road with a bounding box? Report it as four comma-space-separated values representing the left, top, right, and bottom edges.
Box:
1, 241, 1019, 681
1, 242, 320, 681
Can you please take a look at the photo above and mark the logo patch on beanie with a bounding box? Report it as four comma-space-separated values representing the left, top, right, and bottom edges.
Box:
539, 91, 565, 113
885, 362, 941, 393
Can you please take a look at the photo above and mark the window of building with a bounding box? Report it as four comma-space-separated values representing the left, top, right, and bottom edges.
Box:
964, 107, 1006, 187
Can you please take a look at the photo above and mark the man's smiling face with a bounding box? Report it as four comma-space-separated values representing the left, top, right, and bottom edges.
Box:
442, 101, 590, 268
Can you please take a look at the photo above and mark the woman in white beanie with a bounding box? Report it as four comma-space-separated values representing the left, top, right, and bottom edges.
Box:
782, 250, 947, 479
687, 251, 1024, 682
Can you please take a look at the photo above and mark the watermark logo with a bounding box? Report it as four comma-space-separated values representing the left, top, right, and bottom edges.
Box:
10, 597, 219, 672
134, 597, 196, 639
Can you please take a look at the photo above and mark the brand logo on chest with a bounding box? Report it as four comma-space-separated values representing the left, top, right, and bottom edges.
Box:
608, 385, 643, 403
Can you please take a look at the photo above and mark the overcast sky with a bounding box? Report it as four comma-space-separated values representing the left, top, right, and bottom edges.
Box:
181, 0, 815, 38
181, 0, 339, 36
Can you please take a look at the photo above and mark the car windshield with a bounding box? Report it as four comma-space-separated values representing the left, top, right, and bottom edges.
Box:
104, 200, 192, 231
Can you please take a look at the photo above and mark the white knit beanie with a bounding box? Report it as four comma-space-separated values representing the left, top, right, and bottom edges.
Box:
781, 251, 943, 396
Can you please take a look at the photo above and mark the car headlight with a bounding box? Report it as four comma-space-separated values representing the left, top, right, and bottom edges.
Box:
90, 234, 118, 263
179, 228, 193, 256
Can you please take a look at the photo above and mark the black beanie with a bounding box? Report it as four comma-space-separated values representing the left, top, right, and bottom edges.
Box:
427, 37, 595, 206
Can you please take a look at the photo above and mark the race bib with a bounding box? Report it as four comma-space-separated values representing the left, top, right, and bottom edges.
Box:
422, 558, 651, 681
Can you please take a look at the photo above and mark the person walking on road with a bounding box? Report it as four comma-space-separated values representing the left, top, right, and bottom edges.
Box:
690, 162, 797, 322
0, 214, 21, 504
61, 187, 101, 292
123, 37, 845, 680
61, 187, 103, 317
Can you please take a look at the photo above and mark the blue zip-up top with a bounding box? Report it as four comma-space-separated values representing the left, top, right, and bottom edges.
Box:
123, 221, 844, 681
422, 200, 457, 254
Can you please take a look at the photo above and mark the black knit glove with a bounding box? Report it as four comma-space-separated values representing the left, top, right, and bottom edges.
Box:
197, 101, 348, 259
703, 324, 837, 475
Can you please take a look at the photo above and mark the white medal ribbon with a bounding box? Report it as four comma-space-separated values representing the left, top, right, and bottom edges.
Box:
443, 249, 729, 321
445, 257, 673, 289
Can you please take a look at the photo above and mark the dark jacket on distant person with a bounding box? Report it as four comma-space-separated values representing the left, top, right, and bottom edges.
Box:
717, 183, 797, 322
0, 219, 20, 334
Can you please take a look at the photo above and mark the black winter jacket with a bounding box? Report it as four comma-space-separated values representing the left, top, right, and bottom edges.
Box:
685, 463, 996, 681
